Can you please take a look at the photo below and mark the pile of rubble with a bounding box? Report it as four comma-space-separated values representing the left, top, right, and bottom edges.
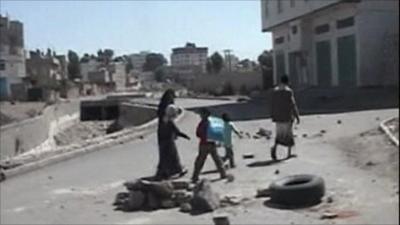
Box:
114, 178, 221, 214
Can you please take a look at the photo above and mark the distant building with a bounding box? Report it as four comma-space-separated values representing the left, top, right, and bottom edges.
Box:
0, 15, 26, 100
26, 50, 63, 89
171, 43, 208, 74
80, 58, 101, 82
110, 62, 127, 91
261, 0, 399, 87
129, 51, 150, 73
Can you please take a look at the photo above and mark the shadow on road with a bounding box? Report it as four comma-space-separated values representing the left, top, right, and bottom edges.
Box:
263, 199, 322, 210
187, 87, 399, 122
247, 159, 283, 168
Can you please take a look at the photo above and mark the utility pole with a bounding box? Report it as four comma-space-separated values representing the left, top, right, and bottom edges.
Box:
223, 49, 233, 73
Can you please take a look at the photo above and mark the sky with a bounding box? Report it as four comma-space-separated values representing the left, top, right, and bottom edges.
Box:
1, 0, 272, 62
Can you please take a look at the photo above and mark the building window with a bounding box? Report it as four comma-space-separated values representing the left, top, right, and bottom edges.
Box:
277, 0, 283, 13
290, 0, 296, 7
0, 60, 5, 70
275, 37, 285, 45
315, 24, 330, 34
337, 17, 355, 29
292, 25, 298, 34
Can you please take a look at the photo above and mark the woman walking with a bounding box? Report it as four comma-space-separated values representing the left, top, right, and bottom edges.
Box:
155, 90, 189, 180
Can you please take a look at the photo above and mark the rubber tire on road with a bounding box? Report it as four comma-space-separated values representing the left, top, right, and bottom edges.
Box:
269, 174, 325, 207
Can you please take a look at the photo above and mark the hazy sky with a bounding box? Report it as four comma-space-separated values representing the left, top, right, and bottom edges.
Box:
1, 0, 272, 62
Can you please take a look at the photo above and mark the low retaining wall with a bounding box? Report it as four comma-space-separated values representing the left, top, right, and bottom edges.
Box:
188, 72, 263, 93
0, 100, 79, 160
118, 103, 157, 127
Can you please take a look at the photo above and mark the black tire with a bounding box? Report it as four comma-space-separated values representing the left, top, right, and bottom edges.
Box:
269, 174, 325, 207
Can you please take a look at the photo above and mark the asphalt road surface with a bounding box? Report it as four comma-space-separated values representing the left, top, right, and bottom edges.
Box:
1, 99, 398, 224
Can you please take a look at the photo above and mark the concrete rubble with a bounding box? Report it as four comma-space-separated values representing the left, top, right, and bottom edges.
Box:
113, 178, 221, 214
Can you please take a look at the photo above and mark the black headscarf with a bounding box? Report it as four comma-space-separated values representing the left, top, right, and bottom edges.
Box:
157, 89, 176, 119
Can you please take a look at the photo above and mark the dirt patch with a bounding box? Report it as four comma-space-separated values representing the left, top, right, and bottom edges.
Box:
334, 128, 399, 183
54, 120, 115, 146
0, 102, 46, 126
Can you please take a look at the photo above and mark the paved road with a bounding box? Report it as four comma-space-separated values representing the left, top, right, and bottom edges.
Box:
1, 99, 398, 224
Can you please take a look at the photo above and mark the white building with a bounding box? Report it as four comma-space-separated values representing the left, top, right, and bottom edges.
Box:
171, 43, 208, 74
129, 51, 149, 73
261, 0, 399, 88
0, 15, 26, 99
80, 58, 101, 83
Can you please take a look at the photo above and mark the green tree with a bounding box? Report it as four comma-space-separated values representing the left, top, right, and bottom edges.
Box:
143, 53, 167, 72
258, 50, 274, 90
154, 66, 166, 82
210, 52, 224, 74
67, 50, 81, 80
206, 58, 213, 74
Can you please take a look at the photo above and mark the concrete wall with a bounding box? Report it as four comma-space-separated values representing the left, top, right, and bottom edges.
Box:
0, 100, 79, 159
118, 103, 157, 127
357, 0, 399, 86
261, 0, 340, 31
187, 72, 263, 93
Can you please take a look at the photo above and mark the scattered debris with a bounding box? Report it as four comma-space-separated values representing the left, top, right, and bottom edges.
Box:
179, 202, 192, 213
326, 196, 334, 203
320, 212, 338, 220
48, 176, 53, 180
252, 135, 261, 139
337, 120, 342, 124
256, 128, 272, 139
226, 174, 235, 183
371, 179, 376, 183
190, 179, 220, 213
242, 153, 254, 159
302, 134, 308, 138
274, 169, 280, 175
213, 213, 230, 225
365, 161, 376, 166
320, 130, 327, 134
256, 188, 271, 198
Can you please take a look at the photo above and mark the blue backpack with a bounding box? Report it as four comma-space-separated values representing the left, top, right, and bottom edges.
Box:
207, 116, 225, 143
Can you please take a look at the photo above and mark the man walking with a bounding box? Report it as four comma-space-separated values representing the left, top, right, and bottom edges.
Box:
270, 75, 300, 160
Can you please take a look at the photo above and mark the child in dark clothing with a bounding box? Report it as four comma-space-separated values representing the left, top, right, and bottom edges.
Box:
191, 108, 226, 183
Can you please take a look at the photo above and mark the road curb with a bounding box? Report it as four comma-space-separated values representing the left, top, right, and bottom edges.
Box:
379, 117, 399, 147
2, 110, 187, 181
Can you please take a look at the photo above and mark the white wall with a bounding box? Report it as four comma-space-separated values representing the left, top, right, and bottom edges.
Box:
261, 0, 340, 31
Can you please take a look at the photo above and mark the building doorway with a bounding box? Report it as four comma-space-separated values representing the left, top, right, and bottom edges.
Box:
337, 35, 357, 86
316, 40, 332, 87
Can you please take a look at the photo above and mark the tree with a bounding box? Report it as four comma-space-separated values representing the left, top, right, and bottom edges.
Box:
143, 53, 167, 72
206, 58, 213, 74
258, 50, 274, 90
67, 50, 81, 80
257, 50, 273, 69
210, 52, 224, 74
80, 53, 91, 63
154, 66, 166, 82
